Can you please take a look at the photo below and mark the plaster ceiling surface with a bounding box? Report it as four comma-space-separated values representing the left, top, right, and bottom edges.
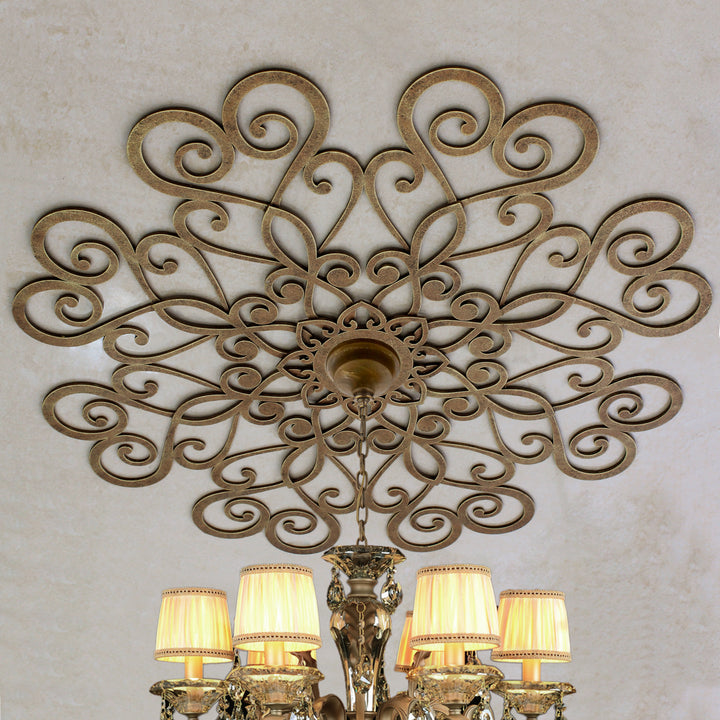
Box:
1, 2, 719, 719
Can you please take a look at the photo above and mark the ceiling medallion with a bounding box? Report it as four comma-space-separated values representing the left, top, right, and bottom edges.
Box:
13, 67, 711, 553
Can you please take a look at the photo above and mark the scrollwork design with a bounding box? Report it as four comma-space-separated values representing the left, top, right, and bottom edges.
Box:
13, 66, 711, 552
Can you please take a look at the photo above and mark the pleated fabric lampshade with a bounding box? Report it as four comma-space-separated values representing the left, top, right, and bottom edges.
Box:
233, 564, 321, 665
395, 611, 415, 672
154, 587, 234, 678
491, 590, 571, 681
246, 649, 317, 666
410, 564, 500, 665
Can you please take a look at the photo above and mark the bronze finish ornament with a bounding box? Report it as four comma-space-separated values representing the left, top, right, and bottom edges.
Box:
13, 67, 711, 553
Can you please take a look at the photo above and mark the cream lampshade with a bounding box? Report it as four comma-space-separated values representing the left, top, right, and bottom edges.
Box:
154, 587, 234, 679
233, 564, 321, 666
395, 611, 415, 673
410, 564, 500, 666
246, 649, 316, 666
491, 590, 571, 682
396, 613, 461, 669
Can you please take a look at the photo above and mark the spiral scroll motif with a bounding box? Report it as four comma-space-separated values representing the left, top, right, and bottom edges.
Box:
12, 67, 711, 552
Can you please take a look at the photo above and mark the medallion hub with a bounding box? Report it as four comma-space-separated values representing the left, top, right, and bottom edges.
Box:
326, 338, 402, 398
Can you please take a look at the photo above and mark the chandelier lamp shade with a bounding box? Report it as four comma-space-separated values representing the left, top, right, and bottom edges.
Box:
492, 590, 572, 682
233, 564, 322, 665
394, 612, 415, 673
154, 588, 234, 679
410, 565, 500, 667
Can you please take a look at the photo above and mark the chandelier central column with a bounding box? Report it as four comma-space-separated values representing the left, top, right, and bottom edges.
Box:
323, 545, 405, 720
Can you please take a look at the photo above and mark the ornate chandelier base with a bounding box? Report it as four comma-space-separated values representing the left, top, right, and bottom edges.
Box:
495, 681, 575, 719
150, 679, 228, 720
231, 665, 323, 717
409, 664, 502, 716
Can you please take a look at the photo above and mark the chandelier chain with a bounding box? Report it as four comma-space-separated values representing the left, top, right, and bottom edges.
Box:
355, 396, 370, 546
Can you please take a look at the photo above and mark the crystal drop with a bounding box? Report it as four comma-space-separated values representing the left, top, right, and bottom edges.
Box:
408, 699, 434, 720
353, 656, 373, 693
380, 572, 402, 611
327, 568, 346, 611
474, 708, 494, 720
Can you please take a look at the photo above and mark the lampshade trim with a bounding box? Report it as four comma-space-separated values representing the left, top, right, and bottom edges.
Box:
410, 633, 501, 647
233, 632, 322, 647
240, 564, 314, 577
491, 649, 571, 662
160, 587, 228, 598
498, 590, 565, 600
416, 564, 491, 577
154, 647, 235, 660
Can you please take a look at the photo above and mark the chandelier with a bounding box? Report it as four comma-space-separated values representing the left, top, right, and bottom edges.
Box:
11, 65, 710, 720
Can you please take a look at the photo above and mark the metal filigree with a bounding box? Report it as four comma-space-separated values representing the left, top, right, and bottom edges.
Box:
12, 67, 711, 552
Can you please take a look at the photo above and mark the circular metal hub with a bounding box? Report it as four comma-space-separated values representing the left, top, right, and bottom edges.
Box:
326, 338, 402, 398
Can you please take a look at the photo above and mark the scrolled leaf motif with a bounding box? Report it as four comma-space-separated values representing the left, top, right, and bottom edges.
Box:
13, 209, 157, 344
387, 504, 463, 552
221, 69, 330, 201
193, 472, 342, 554
369, 203, 467, 315
458, 488, 534, 534
304, 150, 365, 252
451, 194, 557, 263
127, 108, 244, 205
488, 102, 599, 195
174, 415, 240, 472
30, 209, 129, 285
171, 199, 277, 266
193, 493, 272, 539
560, 425, 636, 480
397, 66, 505, 202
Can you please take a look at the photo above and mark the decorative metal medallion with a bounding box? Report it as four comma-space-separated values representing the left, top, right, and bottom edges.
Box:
13, 67, 711, 553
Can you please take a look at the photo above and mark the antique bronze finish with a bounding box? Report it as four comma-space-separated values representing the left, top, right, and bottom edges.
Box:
495, 680, 575, 719
150, 679, 227, 720
409, 664, 503, 716
12, 66, 712, 553
230, 666, 323, 717
326, 339, 402, 399
324, 545, 405, 720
